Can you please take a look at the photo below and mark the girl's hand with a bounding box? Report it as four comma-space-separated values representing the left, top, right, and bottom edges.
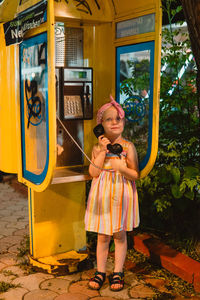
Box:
57, 144, 64, 156
98, 135, 110, 152
110, 158, 126, 172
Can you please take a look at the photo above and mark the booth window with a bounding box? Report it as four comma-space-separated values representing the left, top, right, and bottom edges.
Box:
116, 14, 155, 39
19, 32, 49, 184
116, 41, 155, 170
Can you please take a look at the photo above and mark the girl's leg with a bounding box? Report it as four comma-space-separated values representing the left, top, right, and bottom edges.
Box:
111, 230, 127, 290
89, 233, 111, 289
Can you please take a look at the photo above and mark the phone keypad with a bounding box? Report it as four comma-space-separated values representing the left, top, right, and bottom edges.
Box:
64, 96, 83, 118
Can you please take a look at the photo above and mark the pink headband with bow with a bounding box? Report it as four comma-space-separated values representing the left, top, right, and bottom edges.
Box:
96, 95, 125, 124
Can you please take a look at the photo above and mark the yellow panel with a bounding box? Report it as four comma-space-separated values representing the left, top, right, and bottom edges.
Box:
16, 0, 43, 15
83, 22, 114, 164
28, 182, 86, 258
0, 25, 19, 173
0, 0, 18, 22
54, 0, 113, 23
114, 0, 157, 17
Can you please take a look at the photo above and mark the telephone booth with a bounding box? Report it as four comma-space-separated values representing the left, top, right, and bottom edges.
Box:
0, 0, 162, 273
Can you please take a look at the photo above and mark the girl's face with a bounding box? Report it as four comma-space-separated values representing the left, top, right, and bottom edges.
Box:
102, 106, 124, 138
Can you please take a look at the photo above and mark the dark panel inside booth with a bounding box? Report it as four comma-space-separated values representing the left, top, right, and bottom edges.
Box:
56, 119, 84, 167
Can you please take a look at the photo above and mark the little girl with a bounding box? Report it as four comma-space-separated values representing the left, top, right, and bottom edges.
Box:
85, 96, 140, 291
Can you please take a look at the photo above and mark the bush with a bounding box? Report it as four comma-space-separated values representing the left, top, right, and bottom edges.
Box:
121, 0, 200, 240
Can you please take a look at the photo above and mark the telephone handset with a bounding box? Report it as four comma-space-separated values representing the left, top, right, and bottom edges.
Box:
93, 124, 123, 156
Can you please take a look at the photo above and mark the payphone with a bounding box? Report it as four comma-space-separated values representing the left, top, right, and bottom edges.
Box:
0, 0, 162, 273
55, 66, 93, 167
56, 67, 93, 120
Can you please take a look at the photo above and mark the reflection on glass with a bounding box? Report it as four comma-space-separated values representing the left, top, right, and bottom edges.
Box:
20, 38, 48, 177
119, 50, 151, 163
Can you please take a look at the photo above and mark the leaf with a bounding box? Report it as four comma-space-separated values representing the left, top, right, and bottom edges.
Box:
184, 190, 194, 200
159, 167, 172, 184
171, 184, 183, 199
170, 167, 180, 183
184, 166, 199, 178
109, 241, 115, 252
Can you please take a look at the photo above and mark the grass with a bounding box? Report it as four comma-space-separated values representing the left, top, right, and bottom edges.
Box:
137, 227, 200, 263
0, 281, 21, 294
17, 235, 30, 257
1, 270, 18, 279
16, 235, 36, 275
127, 248, 198, 298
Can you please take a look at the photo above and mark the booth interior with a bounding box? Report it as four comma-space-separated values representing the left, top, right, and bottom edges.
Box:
53, 11, 113, 183
0, 0, 161, 267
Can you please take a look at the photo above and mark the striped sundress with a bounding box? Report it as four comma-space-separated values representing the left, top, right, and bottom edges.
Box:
85, 139, 140, 236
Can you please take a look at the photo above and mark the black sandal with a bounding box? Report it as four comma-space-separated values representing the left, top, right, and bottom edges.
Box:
109, 271, 124, 292
88, 271, 106, 290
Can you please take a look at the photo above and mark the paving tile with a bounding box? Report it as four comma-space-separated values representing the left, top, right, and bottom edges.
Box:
1, 215, 22, 222
129, 283, 156, 299
0, 209, 13, 216
124, 260, 137, 272
12, 272, 54, 290
6, 221, 28, 229
125, 272, 138, 286
55, 293, 89, 300
2, 265, 26, 277
106, 256, 115, 272
90, 297, 117, 300
0, 253, 18, 265
0, 183, 13, 190
144, 277, 169, 293
0, 287, 29, 300
40, 278, 70, 294
81, 268, 97, 280
0, 272, 14, 283
23, 289, 58, 300
0, 235, 23, 247
100, 284, 130, 299
8, 244, 22, 254
0, 221, 9, 227
69, 280, 100, 297
59, 273, 81, 281
11, 210, 28, 217
0, 262, 6, 271
0, 228, 17, 236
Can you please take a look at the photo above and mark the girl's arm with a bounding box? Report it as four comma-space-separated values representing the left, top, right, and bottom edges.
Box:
111, 142, 140, 180
89, 136, 110, 177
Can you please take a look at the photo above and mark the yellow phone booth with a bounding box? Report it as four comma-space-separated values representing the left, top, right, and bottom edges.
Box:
0, 0, 162, 273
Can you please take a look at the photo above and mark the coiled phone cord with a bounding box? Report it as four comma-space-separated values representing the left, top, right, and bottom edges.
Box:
57, 116, 114, 172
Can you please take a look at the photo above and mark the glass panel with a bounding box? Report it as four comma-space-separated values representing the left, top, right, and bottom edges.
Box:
116, 42, 154, 169
20, 32, 49, 184
116, 14, 155, 39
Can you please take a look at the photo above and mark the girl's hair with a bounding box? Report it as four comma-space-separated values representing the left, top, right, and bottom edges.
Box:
96, 95, 125, 124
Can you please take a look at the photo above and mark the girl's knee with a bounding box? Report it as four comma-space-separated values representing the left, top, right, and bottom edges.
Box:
98, 233, 111, 244
113, 231, 127, 243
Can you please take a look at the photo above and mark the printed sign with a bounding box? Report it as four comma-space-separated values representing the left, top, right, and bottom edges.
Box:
3, 0, 47, 46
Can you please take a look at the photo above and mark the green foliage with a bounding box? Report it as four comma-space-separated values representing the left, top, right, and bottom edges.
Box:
120, 59, 150, 96
17, 235, 30, 257
0, 281, 21, 293
137, 137, 200, 229
120, 0, 200, 238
